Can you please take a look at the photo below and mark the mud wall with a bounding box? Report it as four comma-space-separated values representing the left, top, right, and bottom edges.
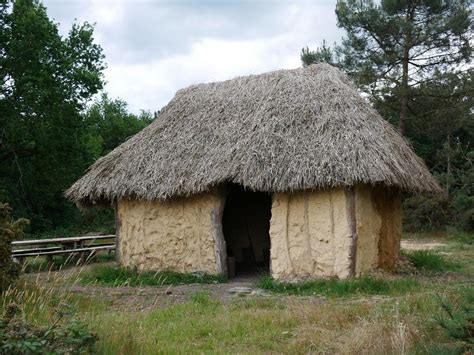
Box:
116, 188, 226, 274
115, 184, 401, 279
269, 185, 402, 281
354, 185, 382, 275
269, 188, 353, 280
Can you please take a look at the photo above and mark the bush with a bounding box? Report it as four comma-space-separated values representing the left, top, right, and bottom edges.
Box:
0, 303, 97, 354
403, 195, 449, 232
402, 250, 462, 272
0, 203, 29, 292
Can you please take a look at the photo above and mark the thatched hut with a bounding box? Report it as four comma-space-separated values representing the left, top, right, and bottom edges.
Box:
66, 63, 440, 280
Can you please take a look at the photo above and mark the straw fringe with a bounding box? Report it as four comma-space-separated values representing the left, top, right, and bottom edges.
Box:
66, 63, 441, 207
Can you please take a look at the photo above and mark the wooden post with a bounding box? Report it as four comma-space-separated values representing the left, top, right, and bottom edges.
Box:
114, 202, 121, 264
345, 186, 358, 277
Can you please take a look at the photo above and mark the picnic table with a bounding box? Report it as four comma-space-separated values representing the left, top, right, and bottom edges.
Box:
12, 234, 116, 264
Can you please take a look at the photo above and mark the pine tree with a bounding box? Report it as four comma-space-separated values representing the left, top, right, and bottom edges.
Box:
302, 0, 472, 135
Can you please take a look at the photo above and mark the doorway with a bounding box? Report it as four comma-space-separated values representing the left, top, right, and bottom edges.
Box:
222, 184, 271, 277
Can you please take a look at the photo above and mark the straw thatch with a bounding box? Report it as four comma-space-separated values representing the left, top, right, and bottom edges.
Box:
66, 63, 440, 207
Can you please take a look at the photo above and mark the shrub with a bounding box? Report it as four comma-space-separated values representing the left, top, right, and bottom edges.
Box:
402, 250, 462, 272
0, 203, 29, 292
403, 195, 449, 232
434, 287, 474, 353
0, 303, 97, 354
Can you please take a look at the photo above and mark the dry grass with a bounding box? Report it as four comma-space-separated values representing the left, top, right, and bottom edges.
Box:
88, 292, 448, 354
0, 277, 463, 354
66, 63, 439, 207
0, 276, 462, 354
2, 232, 472, 354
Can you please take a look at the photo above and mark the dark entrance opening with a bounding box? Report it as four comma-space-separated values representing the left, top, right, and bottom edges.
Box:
222, 184, 271, 277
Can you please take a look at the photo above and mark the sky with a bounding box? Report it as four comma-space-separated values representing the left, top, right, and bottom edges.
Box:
44, 0, 343, 113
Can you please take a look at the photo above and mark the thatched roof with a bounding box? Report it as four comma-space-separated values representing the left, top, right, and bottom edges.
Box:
66, 63, 440, 207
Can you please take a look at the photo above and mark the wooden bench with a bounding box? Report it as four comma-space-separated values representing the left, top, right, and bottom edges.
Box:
13, 246, 63, 255
12, 234, 116, 265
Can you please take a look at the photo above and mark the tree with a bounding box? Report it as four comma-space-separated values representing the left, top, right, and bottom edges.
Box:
301, 40, 336, 67
405, 70, 474, 231
303, 0, 473, 135
301, 1, 474, 232
84, 94, 155, 158
0, 0, 106, 231
378, 68, 474, 231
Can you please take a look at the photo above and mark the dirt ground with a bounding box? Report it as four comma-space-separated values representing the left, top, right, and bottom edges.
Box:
26, 269, 295, 311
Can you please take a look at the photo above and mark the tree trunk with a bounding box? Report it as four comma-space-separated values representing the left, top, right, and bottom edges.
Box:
446, 133, 451, 197
399, 5, 415, 136
399, 51, 409, 136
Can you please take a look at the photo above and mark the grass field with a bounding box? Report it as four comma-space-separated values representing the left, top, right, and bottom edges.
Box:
2, 231, 473, 354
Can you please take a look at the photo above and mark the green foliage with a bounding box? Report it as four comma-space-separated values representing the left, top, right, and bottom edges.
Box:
256, 275, 419, 297
0, 0, 105, 231
453, 233, 474, 245
79, 264, 227, 287
0, 203, 29, 292
0, 303, 96, 354
334, 0, 472, 103
401, 71, 474, 232
434, 287, 474, 353
0, 1, 155, 235
404, 194, 449, 231
301, 40, 336, 66
402, 250, 462, 272
84, 94, 155, 158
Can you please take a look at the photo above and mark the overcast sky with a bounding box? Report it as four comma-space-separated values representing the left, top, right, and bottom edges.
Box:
44, 0, 343, 113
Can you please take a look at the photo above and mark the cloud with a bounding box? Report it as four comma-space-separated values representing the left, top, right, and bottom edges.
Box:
44, 0, 342, 113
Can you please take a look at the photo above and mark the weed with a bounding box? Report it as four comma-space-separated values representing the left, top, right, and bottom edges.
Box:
191, 292, 215, 305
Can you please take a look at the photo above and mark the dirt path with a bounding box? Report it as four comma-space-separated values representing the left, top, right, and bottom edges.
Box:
24, 269, 316, 311
74, 274, 267, 310
400, 239, 447, 251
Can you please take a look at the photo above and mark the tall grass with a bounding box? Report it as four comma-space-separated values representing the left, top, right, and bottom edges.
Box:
1, 271, 108, 326
257, 276, 420, 297
79, 264, 227, 287
20, 252, 116, 273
